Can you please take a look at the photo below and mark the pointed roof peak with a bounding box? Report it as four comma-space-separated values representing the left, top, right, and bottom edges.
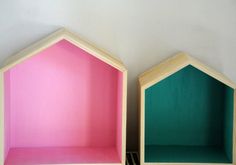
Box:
1, 28, 126, 72
139, 52, 236, 89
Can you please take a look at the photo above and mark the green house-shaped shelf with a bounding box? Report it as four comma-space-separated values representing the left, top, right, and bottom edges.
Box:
0, 28, 127, 165
139, 53, 236, 165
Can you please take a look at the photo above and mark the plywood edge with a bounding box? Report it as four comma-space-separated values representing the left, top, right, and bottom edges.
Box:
233, 90, 236, 164
139, 52, 190, 89
139, 52, 236, 90
140, 86, 146, 165
188, 56, 236, 89
63, 29, 127, 72
0, 72, 4, 164
1, 28, 65, 72
144, 163, 232, 165
1, 28, 127, 73
137, 80, 142, 164
121, 70, 127, 165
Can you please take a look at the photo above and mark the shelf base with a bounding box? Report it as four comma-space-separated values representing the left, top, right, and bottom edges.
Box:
5, 146, 121, 165
145, 145, 231, 163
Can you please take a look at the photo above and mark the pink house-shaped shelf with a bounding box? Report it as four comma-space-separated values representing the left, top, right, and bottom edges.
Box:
0, 28, 127, 165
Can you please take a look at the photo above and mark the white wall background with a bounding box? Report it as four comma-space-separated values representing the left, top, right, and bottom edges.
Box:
0, 0, 236, 151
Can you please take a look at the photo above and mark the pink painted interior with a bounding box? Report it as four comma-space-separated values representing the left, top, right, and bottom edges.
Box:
5, 147, 120, 165
3, 39, 123, 164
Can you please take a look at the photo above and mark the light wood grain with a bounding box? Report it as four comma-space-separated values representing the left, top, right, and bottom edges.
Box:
63, 30, 126, 72
189, 55, 236, 89
139, 86, 145, 165
122, 71, 128, 165
0, 73, 4, 165
144, 163, 233, 165
137, 80, 141, 164
139, 52, 236, 89
1, 29, 65, 72
139, 53, 190, 89
233, 90, 236, 164
1, 28, 126, 73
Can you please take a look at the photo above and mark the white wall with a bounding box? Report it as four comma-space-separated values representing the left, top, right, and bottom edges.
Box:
0, 0, 236, 151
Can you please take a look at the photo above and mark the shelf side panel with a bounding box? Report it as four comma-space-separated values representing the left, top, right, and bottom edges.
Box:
116, 71, 123, 162
3, 71, 11, 161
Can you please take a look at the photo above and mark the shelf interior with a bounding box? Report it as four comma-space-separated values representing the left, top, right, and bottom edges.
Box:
4, 147, 120, 165
145, 145, 231, 163
3, 39, 123, 164
145, 65, 234, 163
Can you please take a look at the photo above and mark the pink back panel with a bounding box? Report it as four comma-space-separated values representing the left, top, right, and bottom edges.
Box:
4, 39, 122, 148
4, 73, 11, 160
116, 72, 123, 162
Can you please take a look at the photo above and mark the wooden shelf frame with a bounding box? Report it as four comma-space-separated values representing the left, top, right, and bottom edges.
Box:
0, 28, 127, 165
138, 53, 236, 165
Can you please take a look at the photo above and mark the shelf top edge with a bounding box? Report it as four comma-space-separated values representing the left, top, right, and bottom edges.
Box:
1, 28, 127, 73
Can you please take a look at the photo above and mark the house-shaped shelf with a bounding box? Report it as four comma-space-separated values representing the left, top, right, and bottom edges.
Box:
139, 53, 236, 165
0, 28, 127, 165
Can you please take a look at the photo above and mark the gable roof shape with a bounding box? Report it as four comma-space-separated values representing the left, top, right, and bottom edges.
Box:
139, 52, 236, 89
1, 28, 126, 72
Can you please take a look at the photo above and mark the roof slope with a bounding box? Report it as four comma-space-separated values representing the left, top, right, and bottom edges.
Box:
1, 28, 126, 72
139, 52, 236, 89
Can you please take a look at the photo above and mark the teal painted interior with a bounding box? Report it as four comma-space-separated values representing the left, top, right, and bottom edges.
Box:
145, 65, 234, 163
145, 146, 230, 163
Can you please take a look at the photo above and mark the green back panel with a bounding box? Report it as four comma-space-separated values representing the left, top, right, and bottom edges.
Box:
145, 65, 234, 162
